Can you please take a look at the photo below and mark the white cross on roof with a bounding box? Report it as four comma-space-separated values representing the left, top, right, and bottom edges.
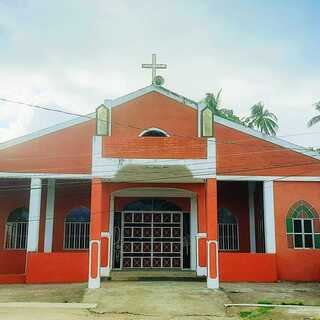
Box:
142, 54, 167, 84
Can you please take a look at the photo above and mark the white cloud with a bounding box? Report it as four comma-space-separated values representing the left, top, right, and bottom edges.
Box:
0, 0, 319, 147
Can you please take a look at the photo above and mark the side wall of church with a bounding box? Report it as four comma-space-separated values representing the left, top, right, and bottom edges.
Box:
274, 181, 320, 281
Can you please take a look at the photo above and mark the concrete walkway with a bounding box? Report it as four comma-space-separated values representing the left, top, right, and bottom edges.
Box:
83, 281, 233, 319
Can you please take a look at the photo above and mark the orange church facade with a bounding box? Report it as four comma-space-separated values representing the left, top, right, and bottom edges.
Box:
0, 85, 320, 288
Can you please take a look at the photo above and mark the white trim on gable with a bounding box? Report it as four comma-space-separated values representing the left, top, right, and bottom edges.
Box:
0, 113, 96, 151
215, 116, 320, 161
0, 85, 198, 151
105, 85, 198, 110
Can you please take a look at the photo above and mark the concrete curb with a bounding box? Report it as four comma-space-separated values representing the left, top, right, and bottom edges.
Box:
0, 302, 97, 309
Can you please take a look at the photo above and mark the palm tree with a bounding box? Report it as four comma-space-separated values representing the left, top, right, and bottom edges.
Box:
204, 90, 244, 125
307, 102, 320, 127
245, 102, 278, 135
204, 89, 222, 113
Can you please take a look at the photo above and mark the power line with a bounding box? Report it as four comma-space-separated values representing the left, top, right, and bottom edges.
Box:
1, 96, 319, 154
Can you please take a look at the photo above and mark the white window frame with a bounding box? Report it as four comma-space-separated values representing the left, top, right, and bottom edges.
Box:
139, 128, 170, 137
5, 221, 28, 250
293, 218, 314, 249
63, 220, 90, 250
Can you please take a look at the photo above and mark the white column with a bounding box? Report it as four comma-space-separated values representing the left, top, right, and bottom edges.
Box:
44, 179, 55, 253
27, 178, 42, 252
190, 196, 197, 271
263, 180, 276, 253
248, 182, 256, 253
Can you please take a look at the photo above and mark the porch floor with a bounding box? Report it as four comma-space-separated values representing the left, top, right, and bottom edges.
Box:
109, 269, 203, 281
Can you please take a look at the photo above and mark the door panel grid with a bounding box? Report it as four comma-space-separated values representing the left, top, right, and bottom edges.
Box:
121, 211, 183, 269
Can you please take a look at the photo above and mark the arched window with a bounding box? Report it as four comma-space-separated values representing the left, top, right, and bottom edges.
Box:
5, 207, 29, 249
139, 128, 169, 137
64, 207, 90, 250
286, 201, 320, 249
218, 208, 239, 251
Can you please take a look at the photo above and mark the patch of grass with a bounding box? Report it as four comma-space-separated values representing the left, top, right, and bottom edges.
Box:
239, 307, 274, 318
280, 301, 304, 306
257, 300, 273, 305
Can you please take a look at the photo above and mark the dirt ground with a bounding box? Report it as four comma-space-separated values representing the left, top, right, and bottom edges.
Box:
222, 282, 320, 319
0, 281, 319, 320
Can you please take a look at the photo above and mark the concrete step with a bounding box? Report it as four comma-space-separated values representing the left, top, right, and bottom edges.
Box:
108, 270, 205, 282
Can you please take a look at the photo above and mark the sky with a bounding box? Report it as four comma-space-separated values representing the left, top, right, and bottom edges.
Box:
0, 0, 319, 146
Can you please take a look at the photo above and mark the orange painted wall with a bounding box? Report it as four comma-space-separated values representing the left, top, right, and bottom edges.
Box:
52, 182, 91, 252
217, 181, 250, 252
219, 253, 278, 282
0, 180, 29, 274
0, 180, 91, 278
274, 181, 320, 281
0, 120, 95, 174
215, 123, 320, 176
111, 92, 198, 137
0, 251, 26, 274
26, 252, 89, 283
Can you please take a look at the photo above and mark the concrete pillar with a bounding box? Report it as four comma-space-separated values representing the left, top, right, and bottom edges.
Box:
248, 182, 256, 253
263, 180, 276, 253
206, 178, 219, 289
88, 179, 103, 289
27, 178, 42, 252
190, 195, 197, 271
44, 179, 55, 252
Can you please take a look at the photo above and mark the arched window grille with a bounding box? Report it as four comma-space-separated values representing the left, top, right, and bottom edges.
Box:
218, 208, 239, 251
286, 201, 320, 249
139, 128, 169, 137
64, 207, 90, 250
5, 207, 29, 249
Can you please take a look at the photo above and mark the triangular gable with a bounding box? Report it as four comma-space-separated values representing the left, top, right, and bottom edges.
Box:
0, 85, 198, 151
215, 116, 320, 177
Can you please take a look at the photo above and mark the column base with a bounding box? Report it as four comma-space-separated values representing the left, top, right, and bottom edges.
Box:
207, 277, 219, 289
88, 277, 100, 289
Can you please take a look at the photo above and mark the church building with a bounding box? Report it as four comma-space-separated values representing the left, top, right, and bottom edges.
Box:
0, 82, 320, 288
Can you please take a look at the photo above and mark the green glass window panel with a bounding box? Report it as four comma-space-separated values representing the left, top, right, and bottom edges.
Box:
291, 203, 315, 219
305, 206, 314, 218
293, 219, 302, 233
304, 235, 314, 248
286, 218, 293, 233
303, 220, 313, 233
314, 234, 320, 249
96, 105, 109, 136
294, 234, 303, 248
202, 108, 213, 137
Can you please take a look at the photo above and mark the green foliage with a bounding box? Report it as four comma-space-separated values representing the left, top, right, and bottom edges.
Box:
280, 301, 304, 306
244, 102, 278, 135
202, 91, 279, 135
257, 300, 273, 305
307, 101, 320, 127
239, 306, 274, 318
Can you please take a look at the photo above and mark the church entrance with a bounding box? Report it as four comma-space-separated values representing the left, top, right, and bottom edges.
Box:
112, 198, 191, 269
